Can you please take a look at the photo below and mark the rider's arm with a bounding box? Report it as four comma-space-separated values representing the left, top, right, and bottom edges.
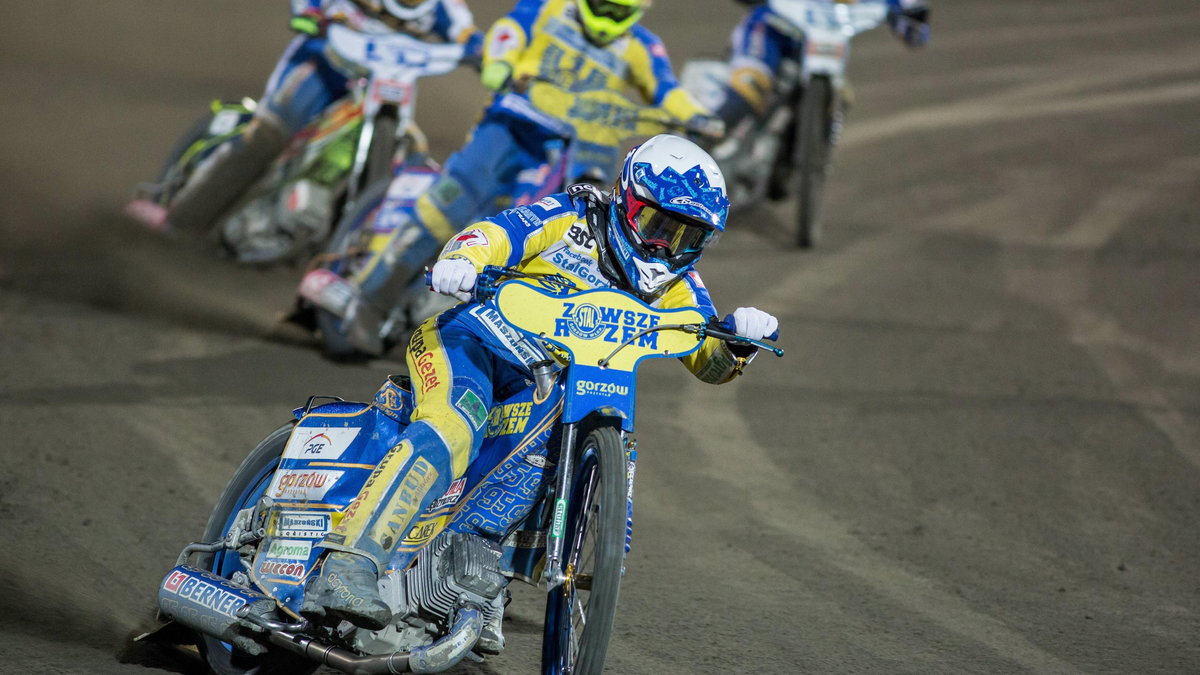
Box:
624, 26, 711, 122
437, 197, 579, 270
479, 0, 540, 90
432, 0, 483, 50
663, 272, 756, 384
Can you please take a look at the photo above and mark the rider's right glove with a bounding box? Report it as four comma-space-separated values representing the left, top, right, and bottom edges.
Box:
887, 5, 931, 48
732, 307, 779, 342
430, 257, 478, 302
290, 9, 326, 37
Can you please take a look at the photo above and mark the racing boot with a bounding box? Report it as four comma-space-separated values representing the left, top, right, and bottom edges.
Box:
164, 115, 290, 236
475, 589, 508, 655
300, 551, 392, 631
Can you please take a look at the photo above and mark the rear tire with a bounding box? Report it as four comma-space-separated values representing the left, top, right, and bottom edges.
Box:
542, 426, 627, 675
795, 76, 834, 249
195, 423, 315, 675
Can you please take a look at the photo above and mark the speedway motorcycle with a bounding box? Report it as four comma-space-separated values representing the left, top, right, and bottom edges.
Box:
300, 79, 714, 359
683, 0, 894, 248
129, 23, 467, 264
154, 266, 783, 674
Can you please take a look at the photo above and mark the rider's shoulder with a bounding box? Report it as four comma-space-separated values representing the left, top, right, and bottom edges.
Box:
526, 193, 579, 220
628, 25, 668, 54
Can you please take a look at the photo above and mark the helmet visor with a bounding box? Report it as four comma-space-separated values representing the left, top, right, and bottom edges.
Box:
627, 200, 716, 260
585, 0, 640, 22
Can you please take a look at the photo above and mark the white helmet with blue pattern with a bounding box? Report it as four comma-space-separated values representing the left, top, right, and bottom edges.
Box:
603, 134, 729, 298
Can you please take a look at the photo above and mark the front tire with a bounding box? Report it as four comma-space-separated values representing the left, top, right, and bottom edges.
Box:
195, 423, 315, 675
795, 76, 834, 248
542, 426, 627, 675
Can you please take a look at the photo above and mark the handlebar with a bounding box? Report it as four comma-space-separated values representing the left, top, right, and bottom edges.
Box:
426, 265, 783, 357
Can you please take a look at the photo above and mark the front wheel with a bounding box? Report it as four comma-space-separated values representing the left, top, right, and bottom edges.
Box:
542, 426, 628, 675
195, 423, 315, 675
794, 76, 835, 248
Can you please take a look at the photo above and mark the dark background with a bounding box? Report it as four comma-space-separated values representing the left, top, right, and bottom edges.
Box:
1, 1, 1198, 672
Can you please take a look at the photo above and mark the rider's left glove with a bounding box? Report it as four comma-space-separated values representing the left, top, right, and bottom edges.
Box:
290, 9, 326, 37
431, 257, 478, 302
732, 307, 779, 342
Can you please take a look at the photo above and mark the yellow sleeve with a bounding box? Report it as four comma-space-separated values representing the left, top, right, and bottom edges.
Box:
480, 17, 528, 90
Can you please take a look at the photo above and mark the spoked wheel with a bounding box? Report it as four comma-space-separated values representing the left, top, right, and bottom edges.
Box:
795, 75, 835, 249
542, 426, 627, 675
194, 423, 315, 675
312, 177, 392, 359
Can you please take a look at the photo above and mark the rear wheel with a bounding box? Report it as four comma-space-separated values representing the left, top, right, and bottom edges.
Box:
795, 76, 834, 248
195, 423, 315, 675
542, 426, 627, 675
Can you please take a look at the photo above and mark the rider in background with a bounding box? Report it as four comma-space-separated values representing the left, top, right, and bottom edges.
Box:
301, 135, 778, 651
303, 0, 724, 354
126, 0, 481, 235
716, 0, 931, 128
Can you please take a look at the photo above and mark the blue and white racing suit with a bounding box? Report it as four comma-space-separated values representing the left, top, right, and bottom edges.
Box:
264, 0, 481, 133
718, 0, 930, 125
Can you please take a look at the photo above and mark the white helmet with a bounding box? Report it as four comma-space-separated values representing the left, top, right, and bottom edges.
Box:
598, 135, 730, 298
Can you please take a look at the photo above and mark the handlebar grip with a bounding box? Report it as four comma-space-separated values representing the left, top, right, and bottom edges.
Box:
424, 268, 433, 288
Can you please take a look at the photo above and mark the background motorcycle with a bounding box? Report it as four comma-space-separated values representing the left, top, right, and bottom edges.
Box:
153, 266, 782, 674
683, 0, 896, 248
301, 80, 711, 359
130, 23, 467, 264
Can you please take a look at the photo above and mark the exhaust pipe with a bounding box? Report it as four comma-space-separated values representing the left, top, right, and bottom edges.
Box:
269, 604, 484, 675
160, 565, 485, 674
157, 565, 276, 652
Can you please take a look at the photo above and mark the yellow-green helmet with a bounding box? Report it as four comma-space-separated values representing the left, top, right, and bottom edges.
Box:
576, 0, 646, 45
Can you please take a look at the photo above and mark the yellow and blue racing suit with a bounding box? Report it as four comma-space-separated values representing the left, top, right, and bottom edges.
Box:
320, 189, 751, 568
349, 0, 711, 320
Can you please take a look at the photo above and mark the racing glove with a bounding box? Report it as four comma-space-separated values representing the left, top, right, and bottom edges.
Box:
732, 307, 779, 342
290, 9, 326, 37
887, 5, 931, 48
430, 257, 477, 301
481, 62, 514, 92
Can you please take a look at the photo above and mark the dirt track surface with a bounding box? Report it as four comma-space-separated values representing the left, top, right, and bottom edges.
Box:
2, 1, 1199, 673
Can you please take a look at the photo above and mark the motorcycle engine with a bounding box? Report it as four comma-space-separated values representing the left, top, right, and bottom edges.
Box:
356, 532, 507, 653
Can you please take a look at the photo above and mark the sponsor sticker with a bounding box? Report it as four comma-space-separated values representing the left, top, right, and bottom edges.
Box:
257, 559, 308, 580
553, 301, 660, 348
535, 196, 562, 211
429, 477, 467, 510
283, 427, 360, 461
444, 229, 489, 253
455, 390, 489, 431
272, 511, 332, 538
267, 469, 344, 501
576, 379, 630, 397
551, 498, 567, 538
163, 571, 247, 618
485, 401, 533, 438
265, 538, 313, 561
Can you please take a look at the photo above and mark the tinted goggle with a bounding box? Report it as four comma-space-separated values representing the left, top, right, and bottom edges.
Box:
625, 197, 716, 260
585, 0, 641, 22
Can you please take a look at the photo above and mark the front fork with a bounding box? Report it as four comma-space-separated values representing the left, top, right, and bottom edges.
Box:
540, 424, 638, 590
